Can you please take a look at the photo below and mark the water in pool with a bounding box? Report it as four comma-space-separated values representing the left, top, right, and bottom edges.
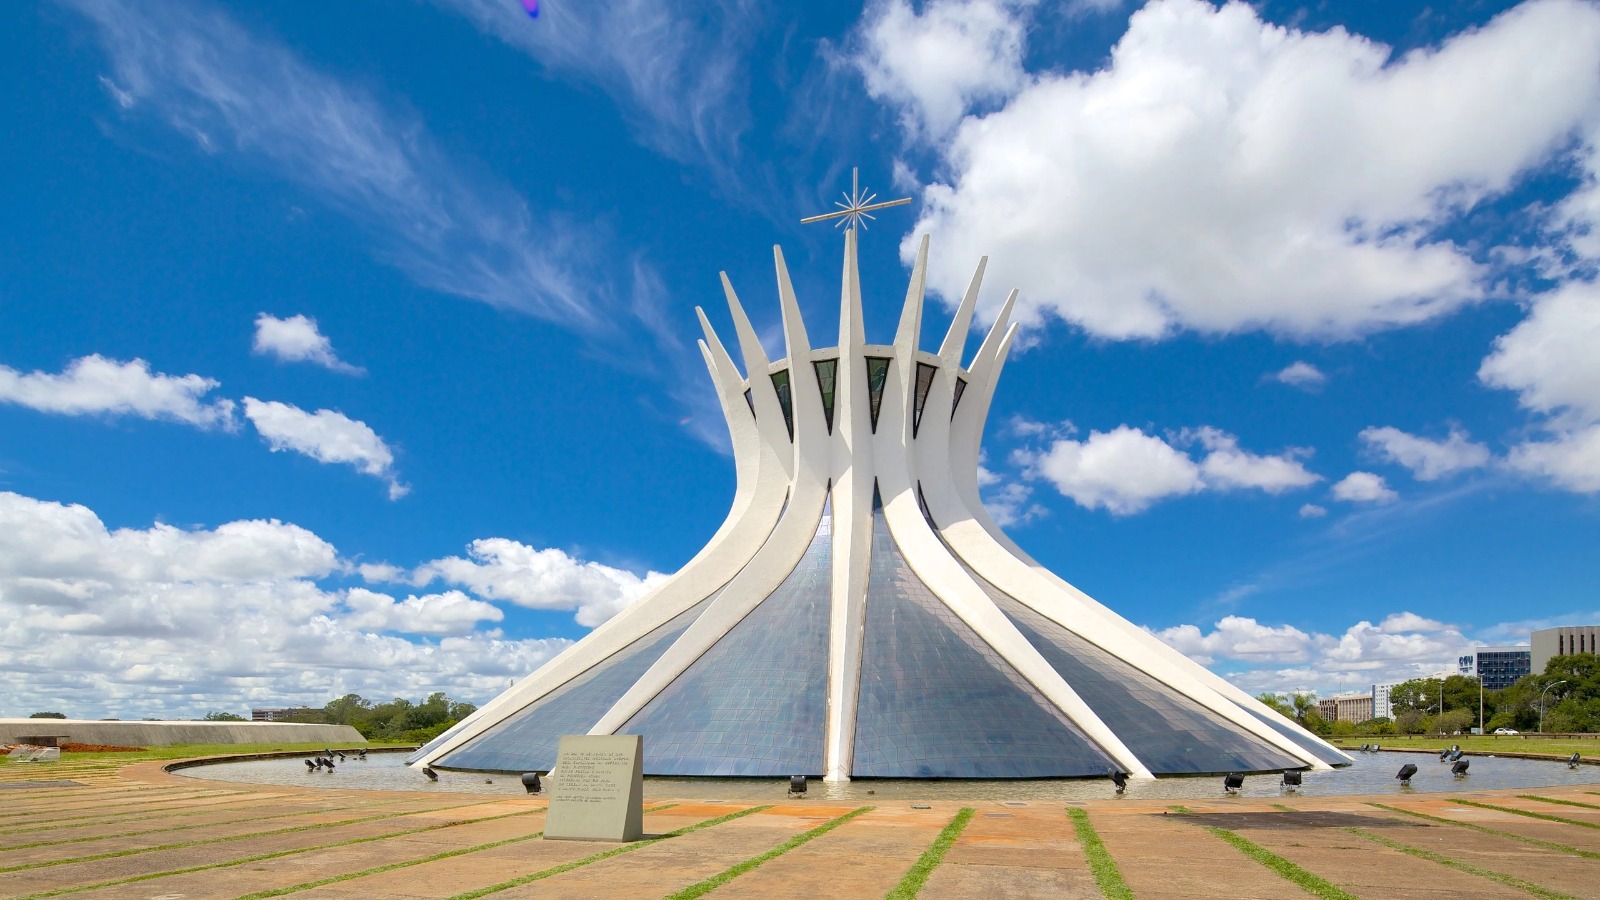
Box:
178, 749, 1599, 802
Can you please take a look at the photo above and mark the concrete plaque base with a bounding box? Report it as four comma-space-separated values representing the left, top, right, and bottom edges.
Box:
543, 734, 644, 842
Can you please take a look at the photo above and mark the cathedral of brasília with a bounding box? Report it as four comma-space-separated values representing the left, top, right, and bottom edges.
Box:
409, 230, 1349, 781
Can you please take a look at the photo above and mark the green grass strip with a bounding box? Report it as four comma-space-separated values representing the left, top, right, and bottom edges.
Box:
1451, 799, 1600, 830
12, 807, 546, 900
1518, 795, 1600, 811
885, 807, 974, 900
231, 803, 677, 900
1203, 826, 1357, 900
0, 795, 440, 851
1168, 805, 1193, 815
0, 798, 499, 873
3, 790, 261, 824
1270, 804, 1296, 812
665, 806, 873, 900
0, 793, 420, 837
1365, 803, 1599, 860
1068, 808, 1133, 900
446, 804, 772, 900
1348, 827, 1576, 900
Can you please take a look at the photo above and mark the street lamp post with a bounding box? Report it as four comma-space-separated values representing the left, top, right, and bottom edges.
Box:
1539, 680, 1569, 734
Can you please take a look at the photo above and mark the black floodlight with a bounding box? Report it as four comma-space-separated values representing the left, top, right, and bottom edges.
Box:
304, 759, 316, 771
1281, 770, 1302, 789
1449, 748, 1463, 761
1223, 772, 1245, 793
520, 772, 542, 794
1451, 759, 1470, 776
1361, 744, 1370, 752
422, 766, 439, 782
322, 758, 335, 772
1109, 770, 1128, 794
788, 775, 807, 797
1396, 763, 1418, 785
1372, 744, 1381, 751
1570, 752, 1582, 769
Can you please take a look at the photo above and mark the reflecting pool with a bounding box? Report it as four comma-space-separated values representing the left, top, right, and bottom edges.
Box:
176, 748, 1599, 802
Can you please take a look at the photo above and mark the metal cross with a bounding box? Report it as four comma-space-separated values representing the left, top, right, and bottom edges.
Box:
800, 167, 911, 232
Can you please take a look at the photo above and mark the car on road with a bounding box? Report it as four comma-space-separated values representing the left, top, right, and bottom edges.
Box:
1494, 727, 1520, 735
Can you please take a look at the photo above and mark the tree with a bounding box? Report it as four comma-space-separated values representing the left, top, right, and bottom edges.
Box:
1290, 692, 1318, 726
28, 711, 67, 719
203, 711, 246, 721
1256, 692, 1293, 718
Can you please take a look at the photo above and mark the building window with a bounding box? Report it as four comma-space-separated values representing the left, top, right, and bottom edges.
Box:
743, 388, 755, 419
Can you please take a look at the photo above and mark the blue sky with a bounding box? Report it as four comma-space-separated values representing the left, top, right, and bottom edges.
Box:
2, 0, 1598, 718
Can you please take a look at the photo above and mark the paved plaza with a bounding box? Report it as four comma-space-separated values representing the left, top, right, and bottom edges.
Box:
3, 755, 1599, 899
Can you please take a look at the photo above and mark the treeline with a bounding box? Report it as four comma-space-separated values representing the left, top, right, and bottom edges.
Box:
1260, 652, 1600, 736
271, 692, 477, 743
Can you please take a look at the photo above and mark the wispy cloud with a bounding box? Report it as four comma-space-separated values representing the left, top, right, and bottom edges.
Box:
432, 0, 758, 196
64, 0, 608, 331
242, 398, 409, 500
253, 313, 364, 375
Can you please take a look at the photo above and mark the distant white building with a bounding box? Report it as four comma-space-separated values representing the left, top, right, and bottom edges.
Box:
1532, 626, 1600, 674
1372, 682, 1404, 721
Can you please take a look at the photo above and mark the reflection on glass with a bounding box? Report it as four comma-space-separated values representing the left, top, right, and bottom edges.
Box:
951, 377, 967, 418
744, 388, 755, 418
853, 504, 1115, 777
435, 596, 715, 772
770, 369, 793, 440
866, 357, 890, 432
622, 502, 832, 775
813, 358, 838, 433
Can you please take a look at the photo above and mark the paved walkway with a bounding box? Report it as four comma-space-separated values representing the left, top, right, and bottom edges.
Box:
3, 758, 1598, 899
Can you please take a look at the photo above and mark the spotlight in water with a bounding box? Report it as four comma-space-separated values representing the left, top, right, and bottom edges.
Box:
1396, 763, 1418, 785
1570, 752, 1582, 770
1109, 769, 1128, 794
423, 767, 439, 782
788, 775, 807, 798
1451, 759, 1470, 777
1223, 772, 1244, 793
1281, 770, 1302, 791
521, 772, 542, 794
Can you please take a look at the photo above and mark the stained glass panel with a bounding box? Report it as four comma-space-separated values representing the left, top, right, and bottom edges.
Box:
770, 369, 793, 440
865, 357, 890, 432
813, 358, 837, 434
912, 362, 936, 437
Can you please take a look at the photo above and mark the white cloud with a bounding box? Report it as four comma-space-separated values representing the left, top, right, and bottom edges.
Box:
1154, 611, 1473, 694
1481, 281, 1600, 424
66, 0, 606, 330
1188, 427, 1320, 493
1504, 423, 1600, 494
983, 481, 1045, 527
0, 355, 235, 429
904, 0, 1600, 339
1019, 424, 1317, 514
399, 539, 670, 628
1022, 425, 1203, 514
853, 0, 1034, 139
1273, 361, 1326, 389
1359, 425, 1491, 481
1477, 280, 1600, 494
1298, 503, 1326, 518
253, 313, 363, 375
242, 398, 408, 500
0, 489, 681, 718
1331, 471, 1397, 504
342, 588, 503, 636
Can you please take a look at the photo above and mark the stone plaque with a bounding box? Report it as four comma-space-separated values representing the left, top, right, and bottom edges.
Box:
543, 734, 643, 842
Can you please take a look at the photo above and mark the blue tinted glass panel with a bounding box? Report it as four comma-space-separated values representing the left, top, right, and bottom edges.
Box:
434, 596, 715, 772
1240, 704, 1349, 766
978, 584, 1301, 774
865, 357, 890, 432
912, 363, 936, 437
853, 509, 1115, 778
813, 359, 837, 434
621, 503, 832, 776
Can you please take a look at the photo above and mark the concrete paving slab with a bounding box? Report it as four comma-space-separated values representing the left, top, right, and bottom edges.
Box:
710, 806, 939, 899
1090, 810, 1297, 900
